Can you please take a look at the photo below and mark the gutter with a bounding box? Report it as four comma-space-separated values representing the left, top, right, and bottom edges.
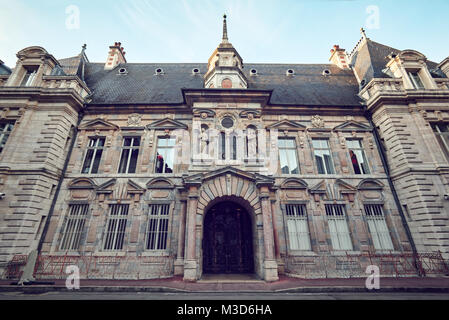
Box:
364, 107, 422, 277
19, 108, 85, 284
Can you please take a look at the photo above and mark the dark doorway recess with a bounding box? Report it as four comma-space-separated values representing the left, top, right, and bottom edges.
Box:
203, 201, 254, 274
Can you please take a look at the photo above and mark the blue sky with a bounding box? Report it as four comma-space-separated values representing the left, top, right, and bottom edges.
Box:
1, 0, 449, 68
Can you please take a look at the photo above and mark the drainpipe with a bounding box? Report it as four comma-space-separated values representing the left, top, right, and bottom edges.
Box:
19, 107, 85, 284
364, 107, 422, 276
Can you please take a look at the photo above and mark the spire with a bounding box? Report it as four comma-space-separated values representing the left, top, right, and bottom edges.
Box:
222, 14, 229, 43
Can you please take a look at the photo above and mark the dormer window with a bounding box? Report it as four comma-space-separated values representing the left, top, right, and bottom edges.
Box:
408, 71, 425, 89
20, 66, 39, 86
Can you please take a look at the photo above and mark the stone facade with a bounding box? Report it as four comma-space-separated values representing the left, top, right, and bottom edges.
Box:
0, 20, 448, 281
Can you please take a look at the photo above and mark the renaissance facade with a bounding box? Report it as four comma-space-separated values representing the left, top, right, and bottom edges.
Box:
1, 17, 448, 281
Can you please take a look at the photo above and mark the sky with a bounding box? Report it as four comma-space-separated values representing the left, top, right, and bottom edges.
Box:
1, 0, 449, 68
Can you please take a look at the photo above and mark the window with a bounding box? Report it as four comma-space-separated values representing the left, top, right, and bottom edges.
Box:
20, 66, 38, 86
325, 204, 353, 251
60, 204, 89, 251
155, 137, 175, 173
230, 134, 237, 160
146, 204, 170, 250
313, 139, 335, 174
364, 204, 394, 250
118, 137, 140, 174
219, 132, 226, 160
103, 204, 129, 251
278, 137, 299, 174
408, 71, 425, 89
431, 123, 449, 160
346, 139, 369, 174
81, 137, 105, 174
285, 204, 311, 251
0, 121, 14, 154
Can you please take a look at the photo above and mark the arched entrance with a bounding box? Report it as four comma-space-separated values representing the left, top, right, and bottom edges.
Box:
203, 201, 254, 274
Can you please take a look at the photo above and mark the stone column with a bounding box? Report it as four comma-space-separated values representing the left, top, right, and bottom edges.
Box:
183, 185, 199, 281
174, 199, 187, 276
259, 185, 279, 282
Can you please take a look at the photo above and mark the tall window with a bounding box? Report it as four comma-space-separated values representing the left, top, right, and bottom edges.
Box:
60, 204, 89, 251
155, 137, 175, 173
285, 204, 311, 251
325, 204, 353, 251
118, 137, 140, 174
313, 139, 335, 174
81, 137, 105, 174
278, 137, 299, 174
408, 71, 425, 89
346, 139, 369, 174
431, 123, 449, 160
0, 122, 14, 154
20, 66, 38, 86
364, 204, 394, 250
219, 131, 226, 160
103, 204, 129, 251
230, 134, 237, 160
146, 204, 170, 250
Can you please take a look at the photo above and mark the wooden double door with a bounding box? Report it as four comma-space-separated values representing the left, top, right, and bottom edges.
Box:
203, 201, 254, 274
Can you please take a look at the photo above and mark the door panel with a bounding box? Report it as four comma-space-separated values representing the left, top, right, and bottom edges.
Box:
203, 202, 254, 274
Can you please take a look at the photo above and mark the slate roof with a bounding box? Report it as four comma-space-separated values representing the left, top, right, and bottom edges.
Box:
352, 39, 446, 85
83, 62, 362, 106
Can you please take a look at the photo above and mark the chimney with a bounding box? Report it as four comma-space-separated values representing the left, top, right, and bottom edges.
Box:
104, 42, 126, 70
329, 45, 349, 69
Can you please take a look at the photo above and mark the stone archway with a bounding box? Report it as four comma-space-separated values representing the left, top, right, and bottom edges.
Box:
203, 200, 254, 274
182, 167, 279, 282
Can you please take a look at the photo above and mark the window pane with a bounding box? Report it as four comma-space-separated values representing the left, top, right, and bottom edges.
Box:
81, 149, 94, 174
91, 149, 103, 174
118, 149, 130, 173
128, 148, 139, 173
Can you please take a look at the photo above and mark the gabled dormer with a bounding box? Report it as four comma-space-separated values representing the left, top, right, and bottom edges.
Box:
5, 46, 59, 87
204, 15, 248, 89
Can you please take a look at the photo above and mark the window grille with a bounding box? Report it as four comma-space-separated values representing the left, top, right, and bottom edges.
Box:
103, 204, 129, 251
60, 204, 89, 251
325, 204, 353, 250
285, 204, 311, 251
146, 204, 170, 250
364, 204, 394, 250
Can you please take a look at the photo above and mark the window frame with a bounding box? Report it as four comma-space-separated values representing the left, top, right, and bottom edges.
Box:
278, 137, 300, 174
81, 137, 106, 174
0, 121, 15, 154
408, 70, 425, 90
325, 204, 353, 251
103, 204, 130, 251
118, 136, 141, 174
59, 203, 89, 252
284, 203, 312, 252
155, 136, 176, 174
312, 138, 335, 175
431, 123, 449, 161
145, 203, 171, 251
20, 65, 39, 87
346, 138, 370, 174
364, 204, 394, 251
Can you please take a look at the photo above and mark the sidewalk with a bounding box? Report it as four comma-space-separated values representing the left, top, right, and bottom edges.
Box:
1, 275, 449, 293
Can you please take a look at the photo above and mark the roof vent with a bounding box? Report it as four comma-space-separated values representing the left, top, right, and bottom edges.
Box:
250, 69, 257, 76
322, 69, 331, 76
118, 67, 128, 75
192, 68, 200, 75
286, 69, 294, 76
155, 68, 164, 75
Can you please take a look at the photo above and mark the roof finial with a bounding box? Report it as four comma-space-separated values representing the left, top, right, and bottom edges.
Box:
222, 13, 229, 43
360, 27, 367, 40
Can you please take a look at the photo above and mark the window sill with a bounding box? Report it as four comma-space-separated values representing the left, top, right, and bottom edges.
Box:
330, 251, 361, 256
94, 251, 127, 257
139, 251, 170, 257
